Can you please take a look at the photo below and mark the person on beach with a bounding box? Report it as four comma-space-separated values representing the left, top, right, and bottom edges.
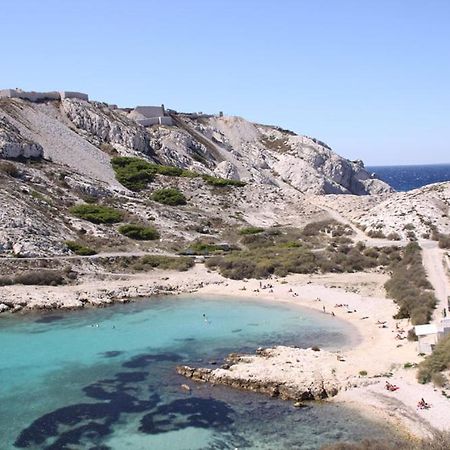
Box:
322, 306, 326, 313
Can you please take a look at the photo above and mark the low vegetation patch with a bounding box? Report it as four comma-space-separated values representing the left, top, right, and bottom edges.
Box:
239, 226, 265, 235
0, 270, 67, 286
384, 242, 437, 325
0, 160, 19, 177
111, 157, 156, 191
118, 224, 160, 240
202, 175, 246, 187
133, 255, 195, 271
181, 242, 233, 255
65, 241, 97, 256
70, 204, 123, 224
111, 156, 202, 190
417, 333, 450, 384
151, 188, 187, 206
437, 233, 450, 249
205, 228, 399, 279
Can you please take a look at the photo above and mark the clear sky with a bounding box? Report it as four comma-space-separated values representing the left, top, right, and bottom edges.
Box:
1, 0, 449, 165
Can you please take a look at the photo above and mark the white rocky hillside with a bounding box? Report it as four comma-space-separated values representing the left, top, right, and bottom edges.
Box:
354, 182, 450, 240
0, 95, 391, 195
0, 92, 393, 257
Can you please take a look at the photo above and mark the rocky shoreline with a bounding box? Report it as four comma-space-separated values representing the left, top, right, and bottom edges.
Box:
177, 346, 350, 402
0, 265, 223, 315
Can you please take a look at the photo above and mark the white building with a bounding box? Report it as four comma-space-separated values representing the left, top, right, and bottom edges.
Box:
129, 105, 173, 126
415, 318, 450, 354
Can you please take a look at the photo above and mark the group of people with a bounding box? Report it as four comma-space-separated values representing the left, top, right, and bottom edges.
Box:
385, 382, 431, 410
385, 381, 399, 391
417, 398, 431, 409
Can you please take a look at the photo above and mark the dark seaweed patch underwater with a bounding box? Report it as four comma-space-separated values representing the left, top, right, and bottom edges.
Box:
1, 296, 399, 449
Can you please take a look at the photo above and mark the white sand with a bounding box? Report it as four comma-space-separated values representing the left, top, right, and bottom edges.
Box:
1, 265, 449, 436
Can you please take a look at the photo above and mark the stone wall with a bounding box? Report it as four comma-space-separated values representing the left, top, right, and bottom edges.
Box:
136, 116, 173, 126
0, 89, 88, 102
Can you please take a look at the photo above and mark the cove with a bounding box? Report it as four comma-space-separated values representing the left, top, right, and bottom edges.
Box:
0, 295, 394, 449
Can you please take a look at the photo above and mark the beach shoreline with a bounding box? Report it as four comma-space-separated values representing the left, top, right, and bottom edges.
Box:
1, 264, 449, 438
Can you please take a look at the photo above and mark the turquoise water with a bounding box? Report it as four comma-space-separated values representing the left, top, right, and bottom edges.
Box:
0, 296, 393, 449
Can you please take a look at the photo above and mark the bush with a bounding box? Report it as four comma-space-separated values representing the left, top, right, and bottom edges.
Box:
0, 160, 18, 177
384, 242, 437, 325
70, 204, 123, 224
65, 241, 97, 256
239, 227, 265, 235
417, 333, 450, 384
14, 270, 65, 286
118, 224, 160, 240
202, 175, 246, 187
135, 255, 195, 271
0, 276, 13, 286
151, 188, 187, 206
367, 229, 386, 238
111, 157, 156, 191
182, 242, 230, 255
438, 233, 450, 249
387, 232, 401, 241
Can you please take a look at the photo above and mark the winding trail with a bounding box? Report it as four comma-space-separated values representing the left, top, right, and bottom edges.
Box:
420, 240, 450, 320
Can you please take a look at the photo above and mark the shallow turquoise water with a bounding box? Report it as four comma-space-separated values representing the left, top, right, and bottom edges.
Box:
0, 295, 393, 449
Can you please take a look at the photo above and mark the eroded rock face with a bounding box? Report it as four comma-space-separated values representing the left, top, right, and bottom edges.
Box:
176, 346, 341, 401
190, 116, 393, 195
0, 192, 70, 257
0, 116, 43, 159
61, 99, 155, 156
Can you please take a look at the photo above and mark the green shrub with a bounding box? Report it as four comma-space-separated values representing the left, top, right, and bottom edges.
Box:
151, 188, 187, 206
182, 242, 231, 255
14, 270, 65, 286
65, 241, 97, 256
118, 224, 160, 240
417, 333, 450, 384
384, 242, 437, 325
202, 175, 246, 187
135, 255, 195, 271
359, 370, 368, 376
0, 160, 18, 177
239, 227, 265, 235
111, 157, 155, 191
438, 233, 450, 249
387, 232, 401, 241
70, 204, 123, 224
367, 229, 386, 238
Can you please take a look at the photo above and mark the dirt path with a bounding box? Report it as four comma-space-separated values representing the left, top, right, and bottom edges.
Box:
420, 240, 450, 320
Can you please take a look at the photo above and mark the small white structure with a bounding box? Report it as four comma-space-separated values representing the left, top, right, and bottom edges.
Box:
0, 89, 88, 102
129, 104, 173, 127
415, 318, 450, 354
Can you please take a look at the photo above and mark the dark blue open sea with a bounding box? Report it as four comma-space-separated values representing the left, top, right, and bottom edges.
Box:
367, 163, 450, 192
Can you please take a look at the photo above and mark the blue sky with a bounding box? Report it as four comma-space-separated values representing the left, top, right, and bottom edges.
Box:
1, 0, 449, 165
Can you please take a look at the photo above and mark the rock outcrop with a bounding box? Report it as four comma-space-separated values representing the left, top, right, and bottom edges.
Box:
177, 346, 341, 401
61, 99, 155, 157
0, 116, 43, 159
355, 182, 450, 239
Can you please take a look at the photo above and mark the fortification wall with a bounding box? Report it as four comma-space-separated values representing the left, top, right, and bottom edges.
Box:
60, 91, 89, 101
136, 116, 173, 127
0, 89, 89, 102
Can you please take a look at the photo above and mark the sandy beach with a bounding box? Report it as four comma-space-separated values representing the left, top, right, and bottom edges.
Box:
1, 264, 449, 438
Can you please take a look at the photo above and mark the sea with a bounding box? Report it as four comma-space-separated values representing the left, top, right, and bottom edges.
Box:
0, 296, 397, 450
367, 163, 450, 192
